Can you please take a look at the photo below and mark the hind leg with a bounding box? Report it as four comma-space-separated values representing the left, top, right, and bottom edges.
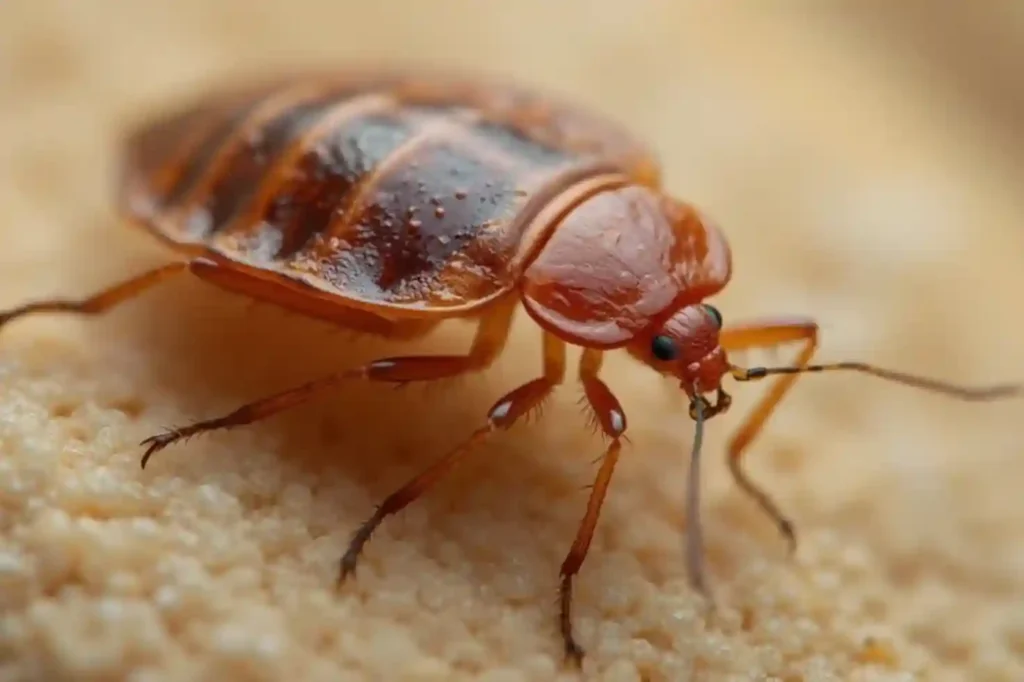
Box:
0, 261, 190, 329
138, 292, 521, 467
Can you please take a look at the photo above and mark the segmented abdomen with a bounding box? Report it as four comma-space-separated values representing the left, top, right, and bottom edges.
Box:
120, 71, 659, 310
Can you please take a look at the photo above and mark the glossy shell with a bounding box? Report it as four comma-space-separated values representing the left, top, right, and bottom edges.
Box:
120, 70, 662, 318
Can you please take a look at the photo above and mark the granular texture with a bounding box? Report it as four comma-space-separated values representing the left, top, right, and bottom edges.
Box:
1, 3, 1023, 681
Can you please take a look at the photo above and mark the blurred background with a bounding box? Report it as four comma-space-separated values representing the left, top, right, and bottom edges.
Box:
1, 2, 1022, 681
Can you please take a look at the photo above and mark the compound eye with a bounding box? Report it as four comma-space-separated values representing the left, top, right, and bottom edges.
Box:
703, 304, 723, 329
651, 334, 678, 362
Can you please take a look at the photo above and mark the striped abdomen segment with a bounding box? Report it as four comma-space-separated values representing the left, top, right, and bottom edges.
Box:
122, 78, 643, 308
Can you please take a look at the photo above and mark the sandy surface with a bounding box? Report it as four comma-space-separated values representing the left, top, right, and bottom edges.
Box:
2, 3, 1023, 681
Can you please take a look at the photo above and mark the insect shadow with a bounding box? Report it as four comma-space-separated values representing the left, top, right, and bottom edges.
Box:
100, 256, 622, 596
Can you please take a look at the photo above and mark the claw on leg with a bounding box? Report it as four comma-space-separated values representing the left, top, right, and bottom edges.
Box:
139, 428, 193, 468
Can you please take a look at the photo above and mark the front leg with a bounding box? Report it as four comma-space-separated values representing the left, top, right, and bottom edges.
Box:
559, 348, 627, 666
718, 317, 819, 550
719, 313, 1019, 552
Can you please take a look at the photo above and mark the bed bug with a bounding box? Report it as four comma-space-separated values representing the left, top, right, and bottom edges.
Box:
1, 69, 1019, 665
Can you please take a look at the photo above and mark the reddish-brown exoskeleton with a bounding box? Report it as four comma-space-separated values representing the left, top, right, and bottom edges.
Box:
0, 69, 1018, 665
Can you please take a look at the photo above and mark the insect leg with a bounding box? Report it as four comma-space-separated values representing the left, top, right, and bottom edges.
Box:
718, 317, 818, 551
139, 295, 521, 466
338, 332, 567, 580
559, 348, 626, 666
0, 262, 189, 330
343, 293, 519, 383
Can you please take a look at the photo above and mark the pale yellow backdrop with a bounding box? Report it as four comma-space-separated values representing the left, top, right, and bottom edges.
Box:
1, 2, 1023, 681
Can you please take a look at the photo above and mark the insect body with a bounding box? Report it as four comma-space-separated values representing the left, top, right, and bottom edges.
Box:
2, 70, 1018, 665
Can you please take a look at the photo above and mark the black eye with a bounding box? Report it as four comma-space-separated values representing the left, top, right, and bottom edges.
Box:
651, 334, 678, 361
704, 304, 723, 328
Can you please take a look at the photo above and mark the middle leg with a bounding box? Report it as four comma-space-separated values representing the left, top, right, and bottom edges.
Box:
336, 332, 568, 578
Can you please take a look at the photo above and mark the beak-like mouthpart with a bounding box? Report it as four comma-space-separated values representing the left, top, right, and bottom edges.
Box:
684, 391, 710, 595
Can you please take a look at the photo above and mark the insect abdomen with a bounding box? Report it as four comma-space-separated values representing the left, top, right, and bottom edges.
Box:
121, 74, 652, 310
